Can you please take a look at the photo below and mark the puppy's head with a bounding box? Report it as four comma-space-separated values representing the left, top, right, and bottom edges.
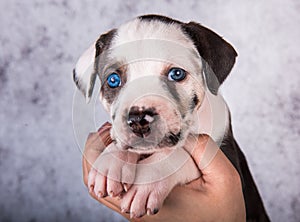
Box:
73, 15, 237, 153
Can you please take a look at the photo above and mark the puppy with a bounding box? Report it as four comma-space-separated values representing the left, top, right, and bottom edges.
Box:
73, 15, 270, 221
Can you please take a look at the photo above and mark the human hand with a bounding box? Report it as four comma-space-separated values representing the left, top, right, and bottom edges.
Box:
82, 122, 246, 222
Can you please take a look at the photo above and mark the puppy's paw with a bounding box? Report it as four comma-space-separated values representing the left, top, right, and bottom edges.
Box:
119, 148, 201, 218
87, 143, 139, 198
120, 179, 175, 218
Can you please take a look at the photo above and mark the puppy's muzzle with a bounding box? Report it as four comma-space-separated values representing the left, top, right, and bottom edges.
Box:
127, 106, 157, 138
110, 76, 184, 150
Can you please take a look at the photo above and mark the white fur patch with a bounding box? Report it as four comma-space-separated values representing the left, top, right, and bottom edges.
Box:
114, 19, 195, 48
109, 19, 202, 80
191, 89, 229, 145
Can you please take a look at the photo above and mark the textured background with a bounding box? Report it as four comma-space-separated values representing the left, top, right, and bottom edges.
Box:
0, 0, 299, 221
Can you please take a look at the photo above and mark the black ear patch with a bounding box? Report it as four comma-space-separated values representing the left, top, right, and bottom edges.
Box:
89, 29, 116, 100
138, 14, 182, 25
182, 22, 237, 94
72, 29, 117, 102
95, 29, 117, 58
73, 68, 79, 87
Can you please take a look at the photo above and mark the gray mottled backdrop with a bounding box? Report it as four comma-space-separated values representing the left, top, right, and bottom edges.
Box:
0, 0, 299, 221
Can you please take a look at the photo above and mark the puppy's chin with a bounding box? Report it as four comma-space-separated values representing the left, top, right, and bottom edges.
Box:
127, 147, 171, 154
127, 143, 178, 154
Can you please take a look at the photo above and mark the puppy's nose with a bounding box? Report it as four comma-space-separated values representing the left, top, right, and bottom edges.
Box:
127, 107, 156, 138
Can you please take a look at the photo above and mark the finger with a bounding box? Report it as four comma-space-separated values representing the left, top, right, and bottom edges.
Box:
83, 133, 106, 167
183, 134, 210, 160
85, 122, 112, 156
97, 122, 113, 147
187, 135, 239, 183
82, 122, 113, 186
97, 197, 131, 220
97, 121, 112, 134
82, 153, 90, 187
82, 133, 103, 186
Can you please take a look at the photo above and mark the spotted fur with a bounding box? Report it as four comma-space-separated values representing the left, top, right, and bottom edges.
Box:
73, 15, 269, 221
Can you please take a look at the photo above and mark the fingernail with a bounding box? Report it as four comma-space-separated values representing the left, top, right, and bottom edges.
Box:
98, 122, 111, 133
88, 186, 94, 193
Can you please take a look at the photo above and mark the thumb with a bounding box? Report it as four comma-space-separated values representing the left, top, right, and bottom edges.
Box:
185, 135, 240, 184
82, 122, 112, 186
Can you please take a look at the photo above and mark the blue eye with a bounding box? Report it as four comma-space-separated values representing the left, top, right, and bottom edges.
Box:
107, 73, 121, 88
167, 68, 186, 82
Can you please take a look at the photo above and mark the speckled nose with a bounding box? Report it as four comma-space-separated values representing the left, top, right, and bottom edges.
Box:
127, 106, 157, 138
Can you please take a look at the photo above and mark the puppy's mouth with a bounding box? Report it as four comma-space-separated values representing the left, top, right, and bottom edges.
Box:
158, 131, 181, 148
122, 130, 182, 153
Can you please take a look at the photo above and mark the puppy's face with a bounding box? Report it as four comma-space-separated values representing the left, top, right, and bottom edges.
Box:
73, 15, 237, 153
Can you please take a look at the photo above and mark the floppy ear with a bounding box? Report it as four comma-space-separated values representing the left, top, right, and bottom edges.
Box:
73, 43, 97, 103
182, 22, 237, 94
73, 29, 116, 103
